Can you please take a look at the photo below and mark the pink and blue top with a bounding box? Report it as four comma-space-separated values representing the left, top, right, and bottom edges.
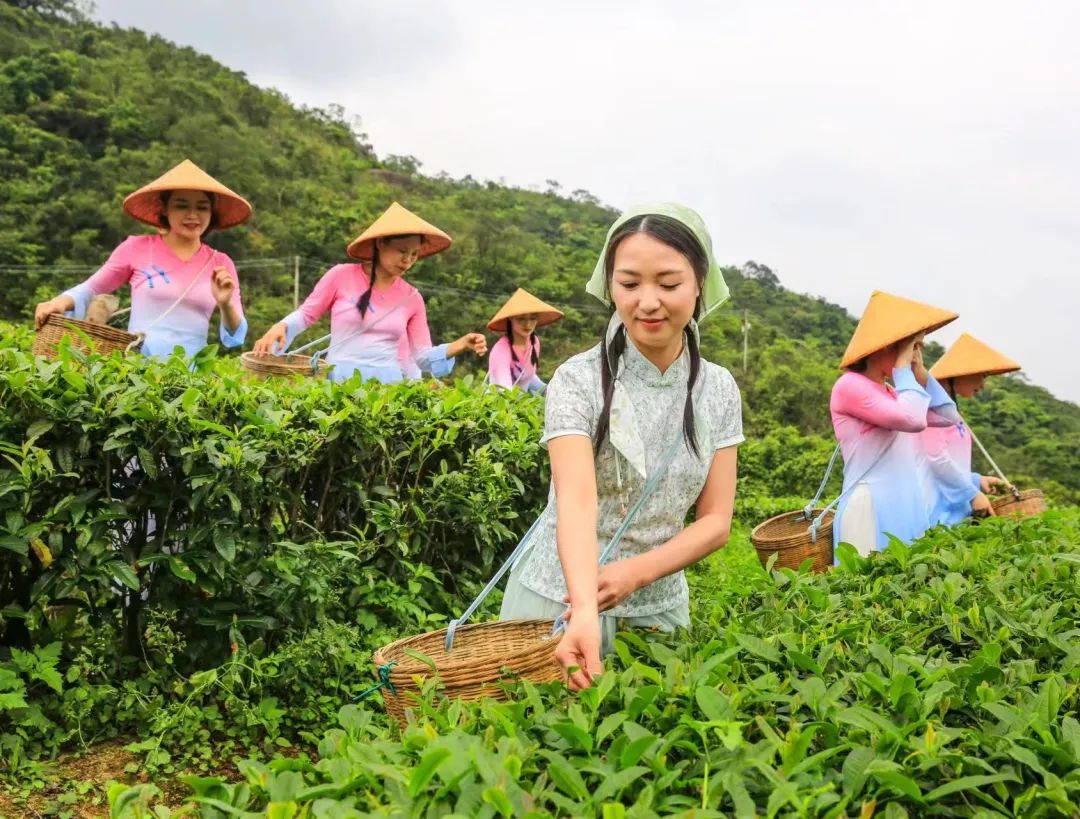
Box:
923, 420, 981, 526
830, 367, 960, 551
281, 263, 453, 383
63, 234, 246, 358
487, 335, 545, 394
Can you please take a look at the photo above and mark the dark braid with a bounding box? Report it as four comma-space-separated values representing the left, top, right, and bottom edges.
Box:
504, 320, 518, 367
594, 323, 628, 456
682, 322, 702, 457
592, 213, 709, 459
357, 245, 379, 319
357, 233, 425, 319
530, 331, 539, 368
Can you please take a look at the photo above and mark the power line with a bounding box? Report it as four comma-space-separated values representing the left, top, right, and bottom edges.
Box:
3, 255, 612, 318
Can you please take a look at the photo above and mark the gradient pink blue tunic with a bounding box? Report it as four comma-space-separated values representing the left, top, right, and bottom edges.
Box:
830, 367, 960, 552
923, 420, 981, 525
487, 336, 546, 393
281, 263, 453, 383
62, 234, 246, 357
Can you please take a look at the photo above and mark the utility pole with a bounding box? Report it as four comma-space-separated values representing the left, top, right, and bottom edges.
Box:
742, 310, 751, 374
293, 255, 300, 308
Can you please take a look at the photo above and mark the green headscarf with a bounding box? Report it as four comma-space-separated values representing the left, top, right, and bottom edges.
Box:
585, 202, 730, 321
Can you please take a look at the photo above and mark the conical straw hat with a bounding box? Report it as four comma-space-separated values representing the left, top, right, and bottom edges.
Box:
930, 333, 1020, 379
123, 159, 252, 230
486, 288, 564, 331
840, 290, 958, 368
346, 202, 452, 261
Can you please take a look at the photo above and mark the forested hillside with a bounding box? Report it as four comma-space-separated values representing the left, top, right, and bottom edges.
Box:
1, 0, 1076, 504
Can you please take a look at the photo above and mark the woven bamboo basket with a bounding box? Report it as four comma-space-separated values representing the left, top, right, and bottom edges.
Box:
751, 508, 835, 572
371, 619, 563, 728
991, 489, 1046, 518
32, 315, 140, 360
240, 352, 332, 380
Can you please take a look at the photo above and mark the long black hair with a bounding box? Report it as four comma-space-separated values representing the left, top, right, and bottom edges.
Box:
594, 214, 707, 458
357, 233, 424, 319
504, 319, 539, 371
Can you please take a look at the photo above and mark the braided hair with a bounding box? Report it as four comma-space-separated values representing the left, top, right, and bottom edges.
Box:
357, 233, 424, 319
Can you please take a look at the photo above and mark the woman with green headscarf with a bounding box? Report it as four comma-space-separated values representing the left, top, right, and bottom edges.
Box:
499, 204, 743, 690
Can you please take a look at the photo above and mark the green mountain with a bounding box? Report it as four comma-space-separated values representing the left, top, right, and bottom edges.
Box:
1, 0, 1076, 503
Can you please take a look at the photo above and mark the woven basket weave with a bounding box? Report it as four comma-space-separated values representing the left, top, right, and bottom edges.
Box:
32, 315, 139, 360
751, 509, 835, 572
371, 619, 562, 728
991, 489, 1046, 518
240, 352, 332, 380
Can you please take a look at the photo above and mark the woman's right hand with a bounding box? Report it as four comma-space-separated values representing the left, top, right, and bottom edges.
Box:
253, 323, 287, 355
34, 296, 71, 330
555, 609, 603, 691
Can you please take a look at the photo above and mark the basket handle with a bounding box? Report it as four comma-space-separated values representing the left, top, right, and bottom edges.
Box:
802, 443, 842, 520
967, 425, 1018, 498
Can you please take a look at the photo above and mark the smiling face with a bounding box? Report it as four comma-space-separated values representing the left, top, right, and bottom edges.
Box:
161, 189, 214, 240
375, 235, 424, 279
609, 231, 702, 362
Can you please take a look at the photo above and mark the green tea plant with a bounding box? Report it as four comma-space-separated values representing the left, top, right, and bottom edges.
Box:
108, 510, 1080, 818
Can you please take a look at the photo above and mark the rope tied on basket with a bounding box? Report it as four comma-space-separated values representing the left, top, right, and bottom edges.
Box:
803, 443, 843, 521
354, 661, 397, 701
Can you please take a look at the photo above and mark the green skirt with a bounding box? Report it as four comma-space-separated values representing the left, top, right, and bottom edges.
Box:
498, 551, 690, 656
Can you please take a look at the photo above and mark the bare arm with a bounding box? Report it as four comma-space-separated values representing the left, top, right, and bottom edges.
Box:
548, 434, 602, 691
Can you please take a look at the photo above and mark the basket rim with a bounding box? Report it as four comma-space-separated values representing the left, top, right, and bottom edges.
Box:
372, 618, 561, 678
751, 508, 835, 546
991, 488, 1043, 501
240, 350, 333, 374
39, 313, 139, 344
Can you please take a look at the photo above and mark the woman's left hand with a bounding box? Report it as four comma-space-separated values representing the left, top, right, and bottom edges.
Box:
211, 267, 234, 306
596, 559, 645, 612
980, 475, 1007, 494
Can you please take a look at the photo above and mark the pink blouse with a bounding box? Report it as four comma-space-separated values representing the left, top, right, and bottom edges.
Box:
63, 234, 246, 357
488, 335, 546, 393
282, 263, 452, 382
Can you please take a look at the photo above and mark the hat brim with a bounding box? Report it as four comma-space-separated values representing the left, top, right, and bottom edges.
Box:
486, 309, 564, 332
346, 234, 451, 262
123, 188, 252, 231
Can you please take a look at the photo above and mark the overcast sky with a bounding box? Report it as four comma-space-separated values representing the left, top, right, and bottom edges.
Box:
92, 0, 1080, 404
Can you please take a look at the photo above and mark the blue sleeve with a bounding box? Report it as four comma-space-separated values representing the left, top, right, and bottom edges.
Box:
523, 375, 547, 394
892, 366, 929, 395
926, 374, 955, 408
219, 315, 247, 348
62, 283, 94, 320
416, 343, 455, 378
281, 310, 308, 349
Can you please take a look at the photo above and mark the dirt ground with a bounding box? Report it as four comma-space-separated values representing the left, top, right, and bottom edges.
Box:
0, 740, 191, 818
